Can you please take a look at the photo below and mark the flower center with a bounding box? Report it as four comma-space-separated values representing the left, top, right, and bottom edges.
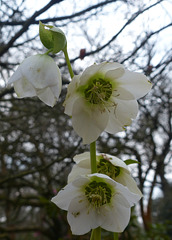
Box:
85, 180, 112, 208
84, 79, 112, 104
97, 158, 120, 179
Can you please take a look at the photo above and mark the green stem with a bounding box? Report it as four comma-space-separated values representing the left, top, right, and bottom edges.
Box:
114, 232, 119, 240
44, 49, 53, 55
63, 46, 74, 79
90, 141, 97, 174
89, 143, 101, 240
90, 227, 101, 240
90, 230, 94, 240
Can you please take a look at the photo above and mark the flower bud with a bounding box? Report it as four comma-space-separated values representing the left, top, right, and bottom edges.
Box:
39, 21, 67, 54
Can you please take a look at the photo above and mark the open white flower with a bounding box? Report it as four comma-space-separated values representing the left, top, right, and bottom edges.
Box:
52, 173, 141, 235
68, 152, 142, 197
8, 54, 62, 107
64, 62, 152, 144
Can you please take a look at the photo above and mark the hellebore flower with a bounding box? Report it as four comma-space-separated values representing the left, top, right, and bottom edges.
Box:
68, 152, 142, 197
64, 62, 152, 144
8, 54, 62, 107
52, 173, 141, 235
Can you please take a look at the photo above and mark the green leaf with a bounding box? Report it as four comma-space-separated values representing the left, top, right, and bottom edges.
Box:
124, 159, 140, 165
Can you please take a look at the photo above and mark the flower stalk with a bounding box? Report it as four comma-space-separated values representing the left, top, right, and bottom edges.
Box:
90, 227, 101, 240
63, 46, 74, 78
44, 49, 53, 55
90, 141, 97, 173
90, 142, 101, 239
114, 232, 119, 240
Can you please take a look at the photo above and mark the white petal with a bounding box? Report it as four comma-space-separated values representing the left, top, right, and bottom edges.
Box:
71, 175, 90, 188
68, 164, 90, 183
99, 175, 140, 206
64, 75, 81, 116
77, 159, 91, 169
50, 83, 62, 100
115, 183, 141, 205
8, 66, 23, 84
13, 77, 36, 98
79, 62, 107, 85
73, 152, 90, 164
37, 87, 56, 107
88, 173, 117, 183
99, 62, 124, 73
105, 108, 124, 134
105, 68, 125, 81
112, 87, 135, 100
100, 181, 141, 232
67, 75, 81, 94
118, 69, 152, 99
80, 62, 124, 86
115, 99, 138, 125
116, 172, 143, 197
72, 98, 109, 144
20, 55, 61, 89
114, 191, 133, 208
100, 201, 130, 232
67, 196, 98, 235
51, 183, 80, 210
103, 154, 129, 171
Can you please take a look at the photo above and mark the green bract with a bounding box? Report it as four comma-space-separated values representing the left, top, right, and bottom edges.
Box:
39, 21, 67, 54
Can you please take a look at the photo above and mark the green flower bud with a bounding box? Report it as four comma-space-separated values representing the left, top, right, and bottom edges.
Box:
39, 21, 67, 54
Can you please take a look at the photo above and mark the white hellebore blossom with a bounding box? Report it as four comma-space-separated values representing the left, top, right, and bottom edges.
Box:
68, 152, 142, 197
8, 54, 62, 107
64, 62, 152, 144
52, 173, 141, 235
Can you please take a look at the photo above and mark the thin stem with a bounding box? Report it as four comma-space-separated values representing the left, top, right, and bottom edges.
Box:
90, 141, 97, 173
90, 230, 94, 240
89, 143, 101, 240
114, 232, 119, 240
44, 48, 53, 55
63, 46, 74, 79
90, 227, 101, 240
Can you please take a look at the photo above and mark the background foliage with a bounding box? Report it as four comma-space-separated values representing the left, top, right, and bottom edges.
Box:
0, 0, 172, 239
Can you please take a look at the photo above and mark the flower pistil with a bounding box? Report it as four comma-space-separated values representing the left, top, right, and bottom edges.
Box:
85, 180, 112, 208
97, 158, 121, 179
79, 75, 113, 105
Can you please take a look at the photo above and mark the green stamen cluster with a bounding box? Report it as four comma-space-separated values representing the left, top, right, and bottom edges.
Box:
85, 180, 112, 208
97, 158, 120, 179
84, 79, 112, 104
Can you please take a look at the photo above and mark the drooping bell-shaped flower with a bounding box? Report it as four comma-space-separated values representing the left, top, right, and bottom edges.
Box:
8, 54, 62, 107
64, 62, 152, 144
52, 173, 141, 235
68, 152, 142, 197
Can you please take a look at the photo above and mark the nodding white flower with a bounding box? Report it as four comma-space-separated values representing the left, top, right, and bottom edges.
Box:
8, 54, 62, 107
64, 62, 152, 144
68, 152, 142, 197
52, 173, 141, 235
